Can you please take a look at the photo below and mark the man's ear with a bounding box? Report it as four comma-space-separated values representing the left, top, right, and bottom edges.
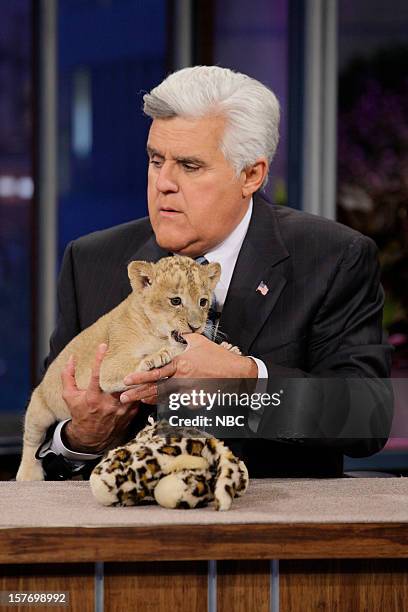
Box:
127, 261, 155, 292
206, 262, 221, 291
241, 158, 269, 197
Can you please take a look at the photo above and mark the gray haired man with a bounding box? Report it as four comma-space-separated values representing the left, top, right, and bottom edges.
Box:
35, 66, 392, 480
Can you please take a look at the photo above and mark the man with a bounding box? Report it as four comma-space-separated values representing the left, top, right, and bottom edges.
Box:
36, 66, 392, 481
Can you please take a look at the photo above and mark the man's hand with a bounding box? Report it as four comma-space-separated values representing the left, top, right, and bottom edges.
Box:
120, 360, 177, 405
61, 343, 141, 454
171, 334, 258, 378
121, 335, 257, 404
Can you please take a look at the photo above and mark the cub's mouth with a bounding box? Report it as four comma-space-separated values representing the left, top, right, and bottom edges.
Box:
171, 330, 188, 345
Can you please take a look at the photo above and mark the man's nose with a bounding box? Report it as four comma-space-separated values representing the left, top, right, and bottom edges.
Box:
156, 162, 178, 193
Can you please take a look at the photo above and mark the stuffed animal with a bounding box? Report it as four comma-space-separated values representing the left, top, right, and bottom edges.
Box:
90, 417, 249, 511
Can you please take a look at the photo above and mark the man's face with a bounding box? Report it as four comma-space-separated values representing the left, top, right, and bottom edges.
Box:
147, 115, 249, 257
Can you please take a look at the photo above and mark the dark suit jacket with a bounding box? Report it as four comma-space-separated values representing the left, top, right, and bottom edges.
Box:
42, 194, 393, 478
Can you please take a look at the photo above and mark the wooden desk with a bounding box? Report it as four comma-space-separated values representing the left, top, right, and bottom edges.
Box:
1, 479, 407, 611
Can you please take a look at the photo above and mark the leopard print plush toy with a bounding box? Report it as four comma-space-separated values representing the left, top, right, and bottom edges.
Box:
89, 417, 249, 511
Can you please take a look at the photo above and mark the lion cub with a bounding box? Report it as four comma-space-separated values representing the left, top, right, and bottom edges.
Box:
17, 256, 228, 481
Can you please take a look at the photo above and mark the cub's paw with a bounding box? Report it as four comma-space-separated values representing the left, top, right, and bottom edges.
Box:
16, 460, 44, 482
154, 471, 212, 509
220, 341, 242, 355
139, 349, 172, 371
214, 481, 236, 511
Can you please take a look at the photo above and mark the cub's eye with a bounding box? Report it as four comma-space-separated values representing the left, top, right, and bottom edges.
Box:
200, 298, 208, 307
170, 297, 182, 306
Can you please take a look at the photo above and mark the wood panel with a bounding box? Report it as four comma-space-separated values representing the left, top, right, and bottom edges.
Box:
280, 559, 408, 612
217, 560, 270, 612
104, 561, 207, 612
0, 563, 94, 612
1, 523, 408, 563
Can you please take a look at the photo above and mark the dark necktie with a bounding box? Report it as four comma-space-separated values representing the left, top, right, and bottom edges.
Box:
195, 256, 220, 341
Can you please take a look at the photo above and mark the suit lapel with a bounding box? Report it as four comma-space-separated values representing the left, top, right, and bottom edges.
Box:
219, 195, 289, 353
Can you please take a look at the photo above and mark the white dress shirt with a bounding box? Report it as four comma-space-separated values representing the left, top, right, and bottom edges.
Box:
38, 197, 268, 465
199, 198, 267, 377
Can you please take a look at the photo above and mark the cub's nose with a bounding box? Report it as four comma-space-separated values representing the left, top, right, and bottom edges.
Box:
188, 323, 200, 332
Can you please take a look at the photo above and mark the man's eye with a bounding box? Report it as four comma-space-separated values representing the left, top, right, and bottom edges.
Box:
170, 297, 182, 306
149, 159, 162, 168
182, 163, 199, 172
200, 298, 208, 307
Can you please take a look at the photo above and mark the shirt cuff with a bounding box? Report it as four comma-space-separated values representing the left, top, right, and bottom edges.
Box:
50, 419, 103, 462
247, 357, 268, 433
249, 357, 268, 379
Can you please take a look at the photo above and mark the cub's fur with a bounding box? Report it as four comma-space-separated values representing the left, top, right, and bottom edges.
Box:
17, 256, 231, 481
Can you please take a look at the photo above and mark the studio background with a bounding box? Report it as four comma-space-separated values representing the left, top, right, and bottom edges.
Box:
1, 0, 407, 478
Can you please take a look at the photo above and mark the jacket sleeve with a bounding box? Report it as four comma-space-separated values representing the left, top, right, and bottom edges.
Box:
36, 241, 84, 480
256, 235, 394, 458
39, 241, 81, 381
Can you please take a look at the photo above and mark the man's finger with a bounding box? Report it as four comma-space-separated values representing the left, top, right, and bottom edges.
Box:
89, 343, 108, 392
181, 333, 208, 348
61, 355, 78, 394
123, 361, 176, 386
140, 395, 158, 406
120, 383, 158, 404
115, 402, 140, 418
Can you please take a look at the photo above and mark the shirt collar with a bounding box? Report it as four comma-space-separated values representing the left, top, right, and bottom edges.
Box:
202, 198, 253, 309
204, 197, 253, 267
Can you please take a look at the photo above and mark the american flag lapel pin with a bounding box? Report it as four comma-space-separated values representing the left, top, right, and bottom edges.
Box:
256, 281, 269, 296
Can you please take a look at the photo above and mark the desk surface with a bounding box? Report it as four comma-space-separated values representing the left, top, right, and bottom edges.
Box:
1, 479, 408, 562
1, 478, 408, 527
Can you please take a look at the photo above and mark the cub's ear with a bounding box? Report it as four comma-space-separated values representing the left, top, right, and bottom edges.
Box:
127, 261, 155, 292
205, 262, 221, 290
